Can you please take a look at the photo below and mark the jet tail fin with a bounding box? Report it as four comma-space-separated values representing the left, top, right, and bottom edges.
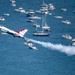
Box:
18, 29, 28, 36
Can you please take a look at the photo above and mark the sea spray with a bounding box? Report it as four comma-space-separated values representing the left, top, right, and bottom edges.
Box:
30, 39, 75, 56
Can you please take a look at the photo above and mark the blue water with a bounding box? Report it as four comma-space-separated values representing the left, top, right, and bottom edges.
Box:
0, 0, 75, 75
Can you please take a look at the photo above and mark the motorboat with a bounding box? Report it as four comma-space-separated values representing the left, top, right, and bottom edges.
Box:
62, 34, 72, 40
72, 39, 75, 46
0, 16, 5, 21
29, 16, 41, 20
54, 16, 63, 19
48, 3, 55, 10
61, 8, 67, 11
26, 10, 35, 17
35, 9, 48, 14
42, 25, 50, 30
49, 13, 52, 15
4, 13, 10, 16
62, 20, 71, 24
11, 3, 16, 7
15, 7, 26, 13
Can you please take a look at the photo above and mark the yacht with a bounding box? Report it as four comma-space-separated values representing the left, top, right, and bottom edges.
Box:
15, 7, 26, 13
62, 20, 71, 24
72, 39, 75, 46
62, 34, 72, 40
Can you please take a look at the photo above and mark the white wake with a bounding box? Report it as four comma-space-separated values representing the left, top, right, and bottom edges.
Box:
30, 39, 75, 56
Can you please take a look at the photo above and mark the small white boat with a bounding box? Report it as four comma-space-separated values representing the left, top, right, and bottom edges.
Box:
11, 3, 16, 7
62, 34, 72, 40
29, 16, 41, 20
54, 16, 63, 19
72, 39, 75, 46
4, 13, 10, 16
49, 13, 52, 15
61, 8, 67, 11
15, 7, 26, 13
48, 3, 55, 10
42, 25, 50, 30
62, 20, 71, 24
0, 16, 5, 21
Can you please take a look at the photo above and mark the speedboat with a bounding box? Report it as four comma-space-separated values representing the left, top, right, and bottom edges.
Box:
72, 39, 75, 46
15, 7, 26, 13
61, 8, 67, 11
62, 34, 72, 40
62, 20, 71, 24
54, 16, 63, 19
0, 16, 5, 21
4, 13, 10, 16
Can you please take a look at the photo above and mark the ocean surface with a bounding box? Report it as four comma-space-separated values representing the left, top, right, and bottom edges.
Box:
0, 0, 75, 75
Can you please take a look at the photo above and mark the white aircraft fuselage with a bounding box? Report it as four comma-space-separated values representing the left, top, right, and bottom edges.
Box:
0, 25, 28, 38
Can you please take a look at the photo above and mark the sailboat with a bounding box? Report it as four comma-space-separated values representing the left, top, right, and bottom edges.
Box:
33, 13, 50, 36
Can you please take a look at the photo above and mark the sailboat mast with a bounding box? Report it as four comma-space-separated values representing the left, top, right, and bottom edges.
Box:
44, 13, 47, 25
42, 14, 44, 32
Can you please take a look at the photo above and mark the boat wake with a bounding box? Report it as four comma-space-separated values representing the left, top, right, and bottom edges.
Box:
30, 39, 75, 56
